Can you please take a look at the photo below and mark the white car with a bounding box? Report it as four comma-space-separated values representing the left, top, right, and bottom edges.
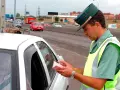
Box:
6, 19, 13, 23
14, 22, 22, 28
108, 24, 117, 29
14, 20, 23, 28
52, 23, 62, 27
0, 33, 69, 90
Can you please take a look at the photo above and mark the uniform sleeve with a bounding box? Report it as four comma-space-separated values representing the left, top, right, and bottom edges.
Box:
96, 43, 119, 80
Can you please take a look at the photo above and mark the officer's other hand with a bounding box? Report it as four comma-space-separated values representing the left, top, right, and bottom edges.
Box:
57, 65, 73, 77
54, 60, 74, 77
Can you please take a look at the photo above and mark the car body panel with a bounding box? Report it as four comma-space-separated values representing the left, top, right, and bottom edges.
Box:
49, 71, 69, 90
0, 33, 33, 50
0, 33, 69, 90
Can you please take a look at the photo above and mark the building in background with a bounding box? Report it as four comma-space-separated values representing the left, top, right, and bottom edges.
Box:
56, 15, 77, 24
44, 10, 120, 25
60, 13, 69, 15
47, 11, 80, 24
56, 11, 80, 24
70, 11, 81, 16
104, 13, 115, 20
115, 14, 120, 20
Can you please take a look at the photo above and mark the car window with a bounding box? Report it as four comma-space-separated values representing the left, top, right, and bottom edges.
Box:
33, 23, 39, 25
0, 53, 12, 90
36, 41, 57, 81
24, 44, 48, 90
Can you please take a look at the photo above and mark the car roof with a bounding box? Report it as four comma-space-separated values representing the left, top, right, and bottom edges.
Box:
0, 33, 41, 50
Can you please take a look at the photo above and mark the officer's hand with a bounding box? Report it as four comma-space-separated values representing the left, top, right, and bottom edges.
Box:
59, 60, 73, 68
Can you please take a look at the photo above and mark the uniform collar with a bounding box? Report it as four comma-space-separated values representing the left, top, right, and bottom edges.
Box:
96, 30, 113, 47
90, 30, 113, 52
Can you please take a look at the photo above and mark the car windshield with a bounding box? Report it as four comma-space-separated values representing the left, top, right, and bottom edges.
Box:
0, 50, 16, 90
33, 23, 42, 26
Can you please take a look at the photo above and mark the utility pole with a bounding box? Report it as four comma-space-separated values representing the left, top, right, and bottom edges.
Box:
36, 10, 37, 17
0, 0, 6, 32
38, 6, 40, 20
25, 4, 26, 17
14, 0, 16, 23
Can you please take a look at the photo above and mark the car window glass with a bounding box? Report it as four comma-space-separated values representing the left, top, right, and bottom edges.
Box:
36, 41, 57, 81
24, 44, 48, 90
0, 53, 12, 90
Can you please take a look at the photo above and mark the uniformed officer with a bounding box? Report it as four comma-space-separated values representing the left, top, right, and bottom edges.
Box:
53, 3, 120, 90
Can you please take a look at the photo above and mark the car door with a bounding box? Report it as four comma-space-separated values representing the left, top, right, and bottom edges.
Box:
18, 38, 68, 90
0, 50, 18, 90
23, 44, 51, 90
34, 41, 69, 90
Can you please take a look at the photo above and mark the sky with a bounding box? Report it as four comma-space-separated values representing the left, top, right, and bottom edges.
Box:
5, 0, 120, 16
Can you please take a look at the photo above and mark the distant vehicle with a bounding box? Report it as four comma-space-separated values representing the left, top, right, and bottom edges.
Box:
6, 19, 13, 23
52, 23, 62, 27
30, 22, 44, 31
0, 33, 69, 90
14, 23, 22, 28
108, 24, 117, 29
24, 16, 36, 24
14, 20, 23, 28
15, 19, 23, 24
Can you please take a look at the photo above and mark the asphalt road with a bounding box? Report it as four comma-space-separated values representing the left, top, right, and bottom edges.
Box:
23, 24, 120, 90
45, 26, 120, 39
